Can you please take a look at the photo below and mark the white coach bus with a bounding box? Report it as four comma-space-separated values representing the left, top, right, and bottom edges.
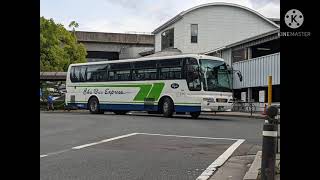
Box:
65, 54, 241, 118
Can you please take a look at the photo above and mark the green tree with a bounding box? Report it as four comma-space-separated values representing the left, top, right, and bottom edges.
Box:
68, 21, 79, 34
40, 17, 87, 72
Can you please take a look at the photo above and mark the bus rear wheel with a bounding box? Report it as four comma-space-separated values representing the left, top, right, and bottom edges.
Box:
162, 98, 174, 118
88, 97, 103, 114
190, 112, 201, 119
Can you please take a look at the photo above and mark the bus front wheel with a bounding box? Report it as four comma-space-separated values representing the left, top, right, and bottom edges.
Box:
190, 112, 201, 119
162, 98, 174, 118
88, 97, 103, 114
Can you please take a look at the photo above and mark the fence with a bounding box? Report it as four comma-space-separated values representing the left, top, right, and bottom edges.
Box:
232, 101, 280, 113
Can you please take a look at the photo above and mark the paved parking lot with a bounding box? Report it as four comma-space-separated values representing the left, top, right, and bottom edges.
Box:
40, 111, 264, 180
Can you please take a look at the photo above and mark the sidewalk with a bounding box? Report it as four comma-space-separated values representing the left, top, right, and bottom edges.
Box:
206, 112, 267, 119
243, 151, 280, 180
208, 155, 255, 180
208, 151, 280, 180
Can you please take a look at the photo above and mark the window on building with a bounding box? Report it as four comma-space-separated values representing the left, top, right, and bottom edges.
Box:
232, 48, 248, 63
161, 28, 174, 50
191, 24, 198, 43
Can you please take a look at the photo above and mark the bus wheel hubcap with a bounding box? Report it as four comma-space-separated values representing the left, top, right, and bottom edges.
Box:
163, 102, 169, 112
91, 102, 97, 111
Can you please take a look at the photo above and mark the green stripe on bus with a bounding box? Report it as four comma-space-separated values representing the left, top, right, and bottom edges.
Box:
146, 83, 165, 101
133, 84, 152, 101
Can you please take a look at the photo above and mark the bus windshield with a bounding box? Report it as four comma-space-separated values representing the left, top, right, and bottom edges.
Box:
200, 59, 232, 92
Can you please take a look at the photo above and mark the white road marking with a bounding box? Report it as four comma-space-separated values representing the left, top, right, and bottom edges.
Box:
72, 133, 138, 150
196, 139, 245, 180
40, 149, 71, 158
136, 132, 240, 141
41, 133, 138, 158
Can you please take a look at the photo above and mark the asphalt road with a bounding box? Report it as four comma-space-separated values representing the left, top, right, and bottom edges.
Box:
40, 111, 264, 180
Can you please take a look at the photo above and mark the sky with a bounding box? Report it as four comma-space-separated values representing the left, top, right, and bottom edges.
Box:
40, 0, 280, 33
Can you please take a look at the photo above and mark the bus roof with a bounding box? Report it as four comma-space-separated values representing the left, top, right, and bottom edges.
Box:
69, 54, 224, 67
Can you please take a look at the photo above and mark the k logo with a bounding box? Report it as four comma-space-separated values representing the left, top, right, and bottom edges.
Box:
285, 9, 304, 29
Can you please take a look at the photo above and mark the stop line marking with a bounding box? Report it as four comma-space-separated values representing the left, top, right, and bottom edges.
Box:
72, 133, 138, 150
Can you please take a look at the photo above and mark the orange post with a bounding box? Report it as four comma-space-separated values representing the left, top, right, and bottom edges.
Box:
268, 76, 272, 107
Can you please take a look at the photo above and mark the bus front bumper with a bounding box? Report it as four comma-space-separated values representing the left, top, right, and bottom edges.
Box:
201, 103, 232, 112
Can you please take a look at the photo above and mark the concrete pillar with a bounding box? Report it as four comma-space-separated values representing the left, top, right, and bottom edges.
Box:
247, 47, 252, 59
247, 87, 253, 102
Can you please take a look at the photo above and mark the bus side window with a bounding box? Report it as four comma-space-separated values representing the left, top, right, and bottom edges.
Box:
132, 61, 157, 81
158, 58, 183, 80
186, 58, 201, 91
87, 65, 98, 82
70, 67, 76, 82
95, 64, 108, 82
109, 71, 115, 81
73, 66, 81, 82
79, 66, 87, 82
100, 65, 108, 81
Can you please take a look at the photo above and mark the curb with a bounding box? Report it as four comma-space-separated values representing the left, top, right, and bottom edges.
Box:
243, 151, 262, 180
208, 113, 266, 120
40, 110, 88, 113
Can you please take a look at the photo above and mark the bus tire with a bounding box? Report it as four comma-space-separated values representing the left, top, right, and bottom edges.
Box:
113, 110, 128, 115
162, 97, 174, 118
88, 97, 100, 114
190, 112, 201, 119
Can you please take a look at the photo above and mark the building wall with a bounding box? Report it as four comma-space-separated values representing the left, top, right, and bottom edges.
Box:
154, 5, 277, 53
76, 31, 154, 61
221, 49, 232, 65
81, 42, 123, 52
233, 53, 280, 89
76, 31, 154, 45
119, 47, 154, 59
80, 42, 154, 61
